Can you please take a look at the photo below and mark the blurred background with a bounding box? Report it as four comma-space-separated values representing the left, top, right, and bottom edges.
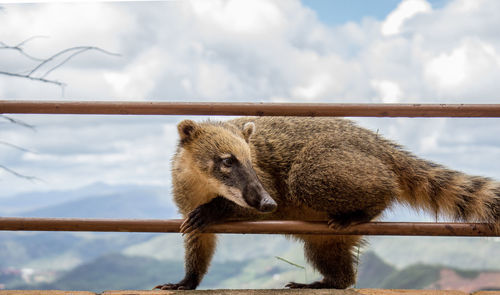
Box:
0, 0, 499, 292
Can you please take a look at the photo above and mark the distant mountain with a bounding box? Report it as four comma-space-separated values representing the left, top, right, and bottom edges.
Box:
17, 193, 176, 219
356, 251, 396, 288
0, 182, 175, 218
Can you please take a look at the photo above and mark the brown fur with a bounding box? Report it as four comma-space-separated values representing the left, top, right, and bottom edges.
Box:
155, 116, 500, 290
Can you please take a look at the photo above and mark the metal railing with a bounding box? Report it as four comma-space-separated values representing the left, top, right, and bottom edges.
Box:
1, 100, 499, 237
2, 100, 500, 117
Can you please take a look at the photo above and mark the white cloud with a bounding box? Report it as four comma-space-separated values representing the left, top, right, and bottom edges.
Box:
0, 3, 130, 56
291, 73, 333, 100
370, 80, 403, 103
381, 0, 432, 36
424, 38, 500, 93
190, 0, 286, 35
103, 47, 168, 99
424, 44, 467, 88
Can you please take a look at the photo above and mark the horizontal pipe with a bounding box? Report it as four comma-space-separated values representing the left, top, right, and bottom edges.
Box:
2, 100, 500, 117
0, 218, 497, 236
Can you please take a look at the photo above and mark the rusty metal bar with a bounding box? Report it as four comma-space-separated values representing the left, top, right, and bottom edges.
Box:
2, 100, 500, 117
0, 218, 496, 236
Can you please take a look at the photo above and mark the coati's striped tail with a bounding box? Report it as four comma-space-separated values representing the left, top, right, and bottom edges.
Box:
393, 156, 500, 231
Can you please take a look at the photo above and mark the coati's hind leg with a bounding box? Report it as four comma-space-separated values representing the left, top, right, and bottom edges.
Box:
286, 235, 362, 289
289, 141, 399, 228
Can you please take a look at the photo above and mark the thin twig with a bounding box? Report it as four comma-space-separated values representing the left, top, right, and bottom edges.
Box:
0, 164, 42, 182
0, 115, 36, 130
16, 35, 49, 48
0, 140, 37, 154
41, 47, 89, 78
276, 256, 308, 283
28, 46, 120, 76
0, 70, 65, 86
0, 36, 48, 62
1, 40, 119, 91
275, 256, 305, 270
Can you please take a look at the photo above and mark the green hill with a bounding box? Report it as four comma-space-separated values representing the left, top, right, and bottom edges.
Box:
356, 251, 396, 288
0, 232, 155, 270
380, 264, 441, 289
367, 236, 500, 270
12, 253, 246, 292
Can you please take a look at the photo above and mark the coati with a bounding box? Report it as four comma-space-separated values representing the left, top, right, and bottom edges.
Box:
154, 116, 500, 290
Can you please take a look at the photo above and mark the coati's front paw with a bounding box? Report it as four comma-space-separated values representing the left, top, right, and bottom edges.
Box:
180, 206, 211, 235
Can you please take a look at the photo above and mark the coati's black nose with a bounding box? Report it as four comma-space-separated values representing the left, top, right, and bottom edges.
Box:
259, 194, 277, 213
242, 174, 277, 213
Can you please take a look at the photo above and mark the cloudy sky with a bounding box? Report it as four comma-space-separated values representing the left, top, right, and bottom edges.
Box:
1, 0, 500, 202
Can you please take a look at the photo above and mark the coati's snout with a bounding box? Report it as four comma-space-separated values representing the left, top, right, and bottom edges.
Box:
241, 170, 277, 213
254, 189, 277, 213
176, 119, 277, 213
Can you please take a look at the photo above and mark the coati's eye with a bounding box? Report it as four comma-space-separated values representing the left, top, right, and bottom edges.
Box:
222, 157, 234, 167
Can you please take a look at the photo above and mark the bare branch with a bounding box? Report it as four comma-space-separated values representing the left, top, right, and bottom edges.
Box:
1, 42, 119, 93
16, 35, 49, 48
0, 115, 36, 130
0, 36, 48, 62
41, 47, 89, 78
0, 140, 37, 154
0, 70, 65, 87
0, 164, 42, 182
29, 45, 120, 76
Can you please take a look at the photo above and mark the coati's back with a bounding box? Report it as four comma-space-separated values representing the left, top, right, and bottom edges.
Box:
229, 116, 397, 173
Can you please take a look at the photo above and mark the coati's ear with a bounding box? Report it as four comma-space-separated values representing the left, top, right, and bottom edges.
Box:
242, 122, 255, 143
177, 119, 198, 143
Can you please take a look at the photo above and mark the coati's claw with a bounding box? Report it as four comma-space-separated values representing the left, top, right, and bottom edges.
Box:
285, 282, 306, 288
154, 283, 186, 290
327, 219, 351, 230
180, 207, 208, 234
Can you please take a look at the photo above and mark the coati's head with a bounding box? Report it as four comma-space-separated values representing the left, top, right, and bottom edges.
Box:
176, 119, 277, 213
